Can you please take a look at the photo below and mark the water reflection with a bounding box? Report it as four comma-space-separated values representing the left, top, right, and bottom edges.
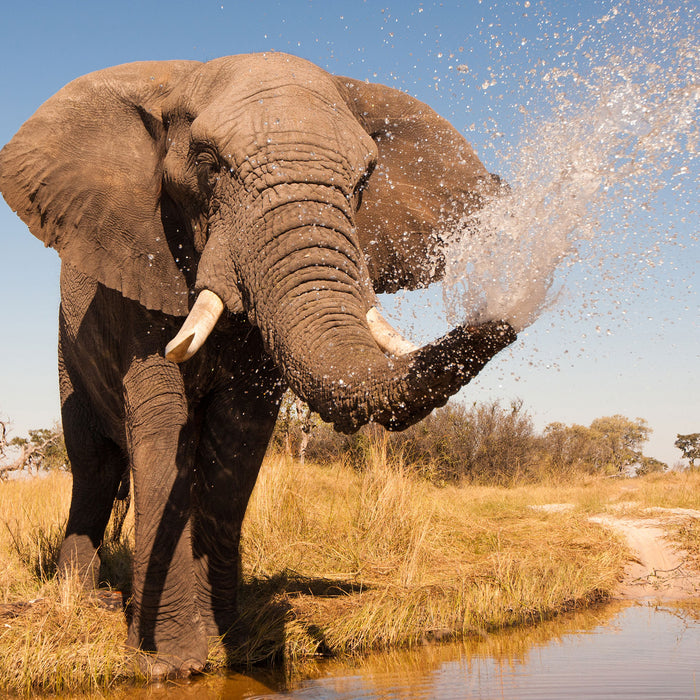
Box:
101, 602, 699, 699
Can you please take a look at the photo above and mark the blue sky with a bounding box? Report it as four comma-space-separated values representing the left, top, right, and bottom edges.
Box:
0, 0, 697, 465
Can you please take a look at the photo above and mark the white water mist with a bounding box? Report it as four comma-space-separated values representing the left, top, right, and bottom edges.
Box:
441, 3, 699, 333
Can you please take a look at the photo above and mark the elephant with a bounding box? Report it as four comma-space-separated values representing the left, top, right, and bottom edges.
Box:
0, 53, 516, 676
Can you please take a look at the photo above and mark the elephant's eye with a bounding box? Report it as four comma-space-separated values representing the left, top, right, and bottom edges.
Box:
193, 148, 221, 192
352, 162, 375, 210
194, 150, 219, 172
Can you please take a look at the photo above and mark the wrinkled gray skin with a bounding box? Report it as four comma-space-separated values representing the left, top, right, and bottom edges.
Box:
0, 53, 515, 676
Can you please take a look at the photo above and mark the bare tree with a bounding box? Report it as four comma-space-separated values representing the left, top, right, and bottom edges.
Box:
0, 420, 7, 459
0, 423, 66, 479
274, 391, 318, 463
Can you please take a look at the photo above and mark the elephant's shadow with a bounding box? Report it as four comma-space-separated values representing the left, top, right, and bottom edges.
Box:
222, 573, 370, 664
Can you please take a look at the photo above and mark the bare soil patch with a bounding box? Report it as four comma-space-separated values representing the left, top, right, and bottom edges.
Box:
590, 508, 700, 600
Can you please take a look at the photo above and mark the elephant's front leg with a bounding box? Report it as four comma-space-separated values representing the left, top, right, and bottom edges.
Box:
123, 355, 207, 677
191, 361, 283, 642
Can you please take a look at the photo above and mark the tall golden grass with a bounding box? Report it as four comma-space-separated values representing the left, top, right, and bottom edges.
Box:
4, 452, 698, 694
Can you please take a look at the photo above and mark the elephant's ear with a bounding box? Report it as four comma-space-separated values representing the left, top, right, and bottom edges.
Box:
334, 77, 497, 294
0, 60, 200, 316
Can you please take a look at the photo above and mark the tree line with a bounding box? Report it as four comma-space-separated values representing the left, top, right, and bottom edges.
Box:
272, 394, 695, 484
2, 404, 698, 484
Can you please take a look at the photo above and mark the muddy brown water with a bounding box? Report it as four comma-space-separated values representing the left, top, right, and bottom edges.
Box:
100, 601, 699, 700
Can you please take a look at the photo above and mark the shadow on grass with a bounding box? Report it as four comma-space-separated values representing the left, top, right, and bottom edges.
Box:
6, 511, 364, 672
100, 571, 367, 670
216, 572, 370, 668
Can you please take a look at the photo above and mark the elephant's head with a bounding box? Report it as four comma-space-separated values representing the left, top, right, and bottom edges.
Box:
0, 53, 515, 432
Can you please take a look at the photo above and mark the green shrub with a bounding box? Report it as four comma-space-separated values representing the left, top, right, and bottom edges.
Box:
273, 398, 665, 485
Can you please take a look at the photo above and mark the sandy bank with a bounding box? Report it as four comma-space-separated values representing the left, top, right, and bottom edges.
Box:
590, 509, 700, 600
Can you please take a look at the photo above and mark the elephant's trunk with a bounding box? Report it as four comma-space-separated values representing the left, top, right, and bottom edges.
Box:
272, 307, 515, 433
170, 184, 515, 433
169, 290, 514, 431
168, 291, 514, 432
183, 258, 515, 432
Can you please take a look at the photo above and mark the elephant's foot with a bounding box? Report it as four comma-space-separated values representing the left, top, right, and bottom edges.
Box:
136, 651, 206, 680
128, 615, 208, 680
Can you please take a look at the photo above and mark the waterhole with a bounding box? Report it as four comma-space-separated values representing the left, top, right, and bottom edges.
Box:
105, 602, 699, 699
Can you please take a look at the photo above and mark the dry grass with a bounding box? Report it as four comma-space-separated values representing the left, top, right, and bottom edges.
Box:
4, 455, 679, 694
499, 470, 700, 567
231, 452, 625, 664
0, 473, 139, 694
0, 579, 136, 695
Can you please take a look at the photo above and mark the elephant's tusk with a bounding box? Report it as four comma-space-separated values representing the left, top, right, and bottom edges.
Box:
165, 290, 224, 362
165, 332, 196, 363
366, 307, 419, 357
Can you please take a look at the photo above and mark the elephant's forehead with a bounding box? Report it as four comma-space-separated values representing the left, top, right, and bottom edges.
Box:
176, 53, 375, 176
178, 52, 342, 111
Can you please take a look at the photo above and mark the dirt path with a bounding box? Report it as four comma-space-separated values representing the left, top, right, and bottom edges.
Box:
590, 509, 700, 600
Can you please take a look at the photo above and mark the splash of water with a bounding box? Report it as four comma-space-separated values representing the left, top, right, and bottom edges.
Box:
441, 2, 699, 333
